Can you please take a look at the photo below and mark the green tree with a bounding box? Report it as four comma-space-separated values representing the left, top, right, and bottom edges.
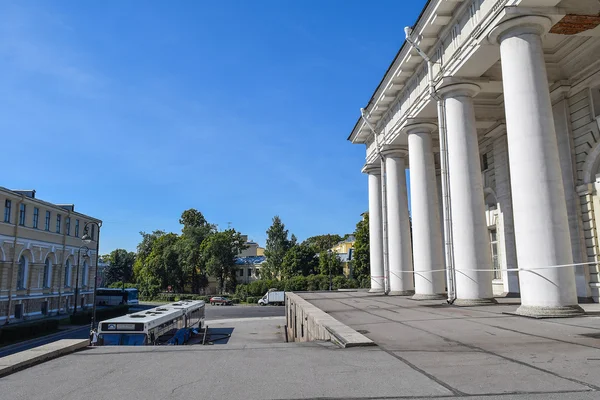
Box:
145, 233, 182, 291
133, 230, 165, 282
102, 249, 136, 286
352, 213, 370, 283
178, 209, 216, 293
262, 216, 293, 279
318, 250, 343, 277
303, 234, 344, 253
281, 243, 318, 277
200, 229, 247, 294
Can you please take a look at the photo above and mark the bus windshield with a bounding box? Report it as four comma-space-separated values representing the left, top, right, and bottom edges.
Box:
101, 333, 146, 346
127, 290, 138, 301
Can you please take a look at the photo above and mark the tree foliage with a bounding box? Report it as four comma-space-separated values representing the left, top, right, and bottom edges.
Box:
352, 213, 370, 282
200, 229, 247, 293
318, 250, 343, 277
303, 234, 343, 253
281, 243, 318, 277
262, 216, 293, 279
102, 249, 136, 286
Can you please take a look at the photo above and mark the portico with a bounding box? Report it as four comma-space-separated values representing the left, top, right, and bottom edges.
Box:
349, 0, 600, 317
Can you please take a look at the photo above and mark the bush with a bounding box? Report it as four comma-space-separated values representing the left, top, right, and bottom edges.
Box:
235, 284, 248, 301
70, 305, 130, 325
0, 318, 60, 344
246, 296, 257, 304
231, 298, 240, 304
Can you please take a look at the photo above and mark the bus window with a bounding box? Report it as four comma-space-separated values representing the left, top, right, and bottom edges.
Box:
121, 334, 146, 346
101, 334, 122, 346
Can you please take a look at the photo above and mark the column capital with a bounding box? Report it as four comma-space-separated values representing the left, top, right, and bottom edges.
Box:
488, 15, 552, 45
403, 121, 437, 136
362, 162, 381, 175
437, 80, 481, 99
381, 145, 408, 158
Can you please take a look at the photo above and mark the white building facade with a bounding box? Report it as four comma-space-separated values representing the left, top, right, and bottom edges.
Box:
348, 0, 600, 317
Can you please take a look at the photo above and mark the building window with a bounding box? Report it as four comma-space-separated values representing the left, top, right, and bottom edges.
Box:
56, 214, 61, 234
75, 219, 80, 237
17, 255, 28, 290
82, 261, 89, 287
247, 268, 252, 277
64, 259, 71, 287
469, 0, 479, 26
238, 269, 244, 277
490, 229, 500, 280
481, 153, 489, 171
19, 203, 26, 226
66, 217, 71, 236
43, 257, 52, 288
452, 24, 460, 50
33, 207, 39, 229
45, 211, 51, 231
14, 304, 23, 319
4, 199, 11, 223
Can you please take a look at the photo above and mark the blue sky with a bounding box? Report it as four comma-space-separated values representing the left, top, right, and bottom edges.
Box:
0, 0, 424, 254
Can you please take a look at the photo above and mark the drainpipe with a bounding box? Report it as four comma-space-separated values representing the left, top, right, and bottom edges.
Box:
56, 210, 71, 315
404, 27, 456, 303
5, 195, 25, 324
360, 109, 391, 295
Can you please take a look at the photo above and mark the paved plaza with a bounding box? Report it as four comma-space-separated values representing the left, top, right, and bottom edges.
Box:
300, 292, 600, 398
4, 294, 600, 399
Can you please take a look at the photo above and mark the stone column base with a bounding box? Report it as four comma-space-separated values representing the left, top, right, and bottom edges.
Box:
515, 304, 584, 318
412, 293, 447, 301
388, 290, 415, 296
368, 288, 384, 293
453, 298, 497, 307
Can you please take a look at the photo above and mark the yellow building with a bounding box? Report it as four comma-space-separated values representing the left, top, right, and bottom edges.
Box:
330, 236, 355, 278
0, 188, 101, 323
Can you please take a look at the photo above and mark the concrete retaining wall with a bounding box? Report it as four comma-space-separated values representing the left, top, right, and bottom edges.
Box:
285, 292, 374, 348
0, 339, 89, 377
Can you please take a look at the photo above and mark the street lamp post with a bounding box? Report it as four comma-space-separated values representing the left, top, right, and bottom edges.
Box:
82, 221, 102, 331
73, 245, 89, 315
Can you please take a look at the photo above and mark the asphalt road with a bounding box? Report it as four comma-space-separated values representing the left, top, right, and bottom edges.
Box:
204, 304, 284, 320
0, 304, 284, 358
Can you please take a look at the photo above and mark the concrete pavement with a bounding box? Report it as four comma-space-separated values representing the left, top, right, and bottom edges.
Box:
298, 291, 600, 397
3, 295, 600, 399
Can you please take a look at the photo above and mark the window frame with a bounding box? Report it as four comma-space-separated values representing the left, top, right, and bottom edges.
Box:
4, 199, 12, 223
33, 207, 39, 229
18, 203, 26, 226
56, 214, 62, 234
45, 211, 51, 231
75, 219, 80, 237
66, 217, 71, 236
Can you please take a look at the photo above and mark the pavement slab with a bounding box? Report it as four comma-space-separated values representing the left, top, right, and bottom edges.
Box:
297, 292, 600, 397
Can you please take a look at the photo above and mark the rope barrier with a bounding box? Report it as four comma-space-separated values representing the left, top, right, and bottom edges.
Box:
382, 261, 598, 274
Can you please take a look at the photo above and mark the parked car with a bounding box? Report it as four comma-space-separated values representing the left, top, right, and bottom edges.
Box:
210, 296, 233, 306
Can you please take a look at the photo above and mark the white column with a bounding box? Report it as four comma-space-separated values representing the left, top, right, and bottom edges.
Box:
493, 134, 520, 296
363, 163, 385, 292
406, 124, 446, 299
490, 16, 582, 317
439, 82, 495, 305
382, 147, 414, 295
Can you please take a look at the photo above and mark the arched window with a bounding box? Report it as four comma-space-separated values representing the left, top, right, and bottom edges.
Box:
17, 256, 28, 290
43, 257, 52, 288
82, 260, 89, 287
64, 259, 71, 287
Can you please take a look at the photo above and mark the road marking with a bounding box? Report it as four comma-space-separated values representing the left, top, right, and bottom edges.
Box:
207, 316, 285, 324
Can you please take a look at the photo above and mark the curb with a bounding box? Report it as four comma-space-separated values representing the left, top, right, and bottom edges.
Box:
0, 339, 89, 378
0, 325, 86, 355
286, 292, 375, 348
